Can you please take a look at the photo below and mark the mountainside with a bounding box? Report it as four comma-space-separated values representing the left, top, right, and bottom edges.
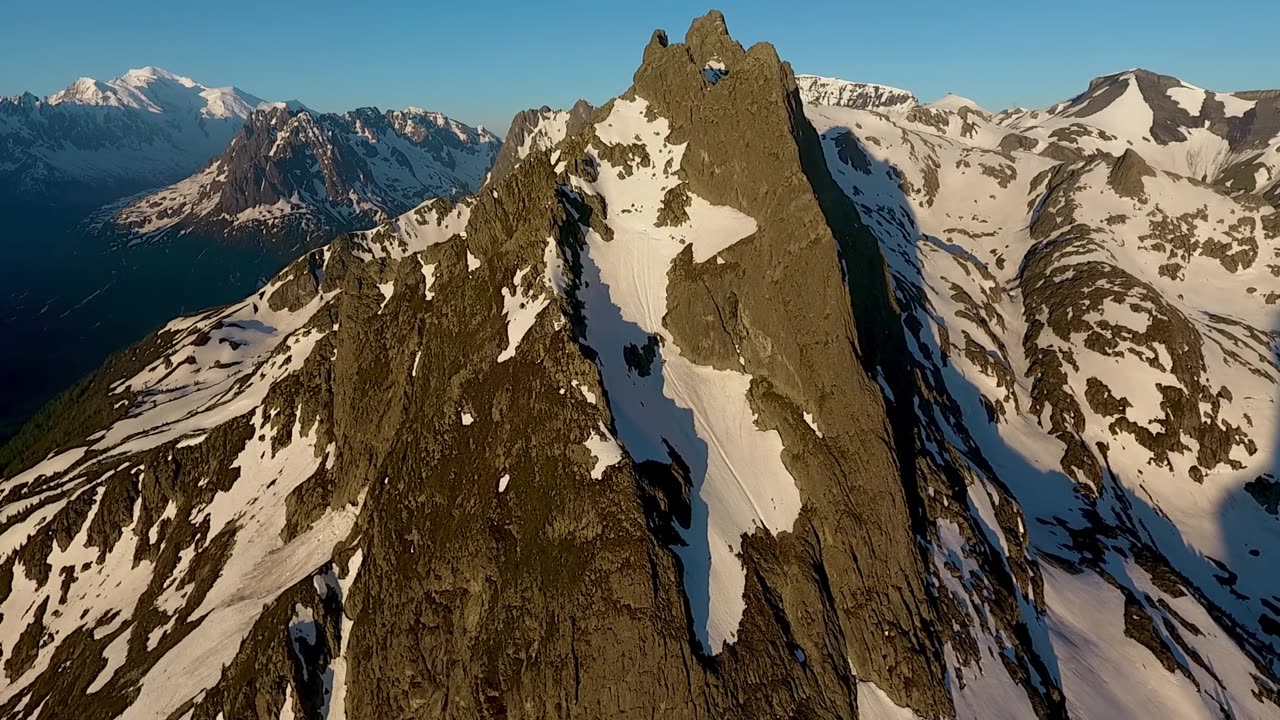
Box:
0, 12, 1277, 720
0, 67, 267, 208
91, 105, 501, 250
807, 70, 1280, 717
992, 69, 1280, 205
797, 68, 1280, 213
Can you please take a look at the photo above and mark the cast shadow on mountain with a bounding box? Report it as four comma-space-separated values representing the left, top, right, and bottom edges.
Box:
570, 219, 717, 658
0, 218, 293, 445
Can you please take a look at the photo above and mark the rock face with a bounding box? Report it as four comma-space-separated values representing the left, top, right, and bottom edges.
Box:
0, 67, 267, 209
486, 100, 594, 183
92, 105, 501, 252
1, 12, 1278, 720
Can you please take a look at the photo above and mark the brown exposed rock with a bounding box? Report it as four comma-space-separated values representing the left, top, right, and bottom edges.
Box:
999, 133, 1039, 153
980, 162, 1017, 189
1108, 148, 1155, 200
4, 597, 49, 680
655, 183, 691, 227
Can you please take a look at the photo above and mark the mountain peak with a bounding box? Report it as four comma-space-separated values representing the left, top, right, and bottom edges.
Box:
633, 10, 788, 126
925, 92, 988, 114
41, 66, 264, 119
48, 76, 114, 105
485, 100, 595, 183
256, 99, 308, 113
99, 100, 501, 247
1082, 67, 1192, 96
121, 66, 193, 85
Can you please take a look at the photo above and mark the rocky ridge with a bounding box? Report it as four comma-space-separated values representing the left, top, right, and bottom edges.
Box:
794, 74, 919, 112
90, 105, 501, 252
486, 100, 594, 184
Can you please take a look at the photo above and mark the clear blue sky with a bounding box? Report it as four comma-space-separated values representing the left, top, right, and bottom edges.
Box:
5, 1, 1278, 135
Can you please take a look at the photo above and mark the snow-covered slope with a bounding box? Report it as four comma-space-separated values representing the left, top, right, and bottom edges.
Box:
809, 92, 1280, 719
0, 67, 267, 206
991, 70, 1280, 204
801, 69, 1280, 209
796, 74, 918, 112
92, 105, 501, 250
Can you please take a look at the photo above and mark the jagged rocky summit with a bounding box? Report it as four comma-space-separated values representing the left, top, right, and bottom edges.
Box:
0, 11, 1277, 720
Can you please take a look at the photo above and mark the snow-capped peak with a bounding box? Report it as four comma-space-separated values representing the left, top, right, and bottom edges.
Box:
2, 67, 271, 205
46, 66, 263, 119
924, 92, 988, 114
47, 76, 116, 106
257, 99, 310, 113
120, 65, 197, 87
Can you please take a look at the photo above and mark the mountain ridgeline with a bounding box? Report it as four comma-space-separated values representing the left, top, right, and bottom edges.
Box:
92, 105, 501, 252
0, 67, 265, 211
0, 11, 1277, 720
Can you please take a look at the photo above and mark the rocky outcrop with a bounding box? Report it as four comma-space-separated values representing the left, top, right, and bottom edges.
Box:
486, 100, 594, 183
1107, 148, 1155, 199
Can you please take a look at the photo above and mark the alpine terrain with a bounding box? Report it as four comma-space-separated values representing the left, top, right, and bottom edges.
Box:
0, 72, 500, 448
91, 105, 501, 251
0, 66, 267, 211
0, 11, 1277, 720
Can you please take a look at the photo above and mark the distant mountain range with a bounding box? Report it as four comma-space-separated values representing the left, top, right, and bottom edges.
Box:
0, 67, 273, 209
90, 104, 500, 251
0, 67, 502, 444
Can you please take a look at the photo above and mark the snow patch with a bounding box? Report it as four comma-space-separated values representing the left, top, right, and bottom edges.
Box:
802, 412, 823, 438
583, 426, 624, 479
496, 267, 551, 363
857, 679, 924, 720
